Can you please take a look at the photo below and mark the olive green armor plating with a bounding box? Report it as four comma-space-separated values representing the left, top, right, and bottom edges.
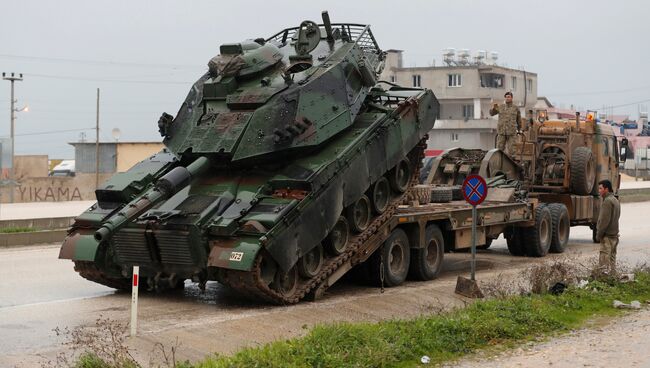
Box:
59, 12, 439, 303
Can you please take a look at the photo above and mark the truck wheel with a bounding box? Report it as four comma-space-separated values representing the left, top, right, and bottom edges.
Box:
389, 158, 411, 193
371, 177, 390, 214
548, 203, 570, 253
431, 186, 453, 203
346, 195, 372, 233
570, 147, 596, 195
506, 227, 526, 256
477, 237, 492, 250
371, 228, 411, 286
324, 216, 349, 255
409, 224, 444, 280
523, 205, 553, 257
592, 226, 599, 243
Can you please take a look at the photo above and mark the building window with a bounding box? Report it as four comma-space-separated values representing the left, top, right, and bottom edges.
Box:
511, 76, 517, 90
451, 133, 459, 142
527, 78, 533, 92
462, 104, 474, 119
390, 75, 396, 83
412, 75, 421, 87
448, 74, 462, 87
480, 73, 504, 88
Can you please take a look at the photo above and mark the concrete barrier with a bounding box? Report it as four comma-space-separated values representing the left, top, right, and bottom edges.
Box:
0, 229, 67, 247
0, 217, 75, 230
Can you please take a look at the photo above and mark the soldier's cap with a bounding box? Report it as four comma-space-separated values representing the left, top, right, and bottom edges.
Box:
504, 91, 513, 97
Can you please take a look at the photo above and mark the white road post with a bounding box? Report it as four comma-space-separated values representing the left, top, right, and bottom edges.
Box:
130, 265, 139, 337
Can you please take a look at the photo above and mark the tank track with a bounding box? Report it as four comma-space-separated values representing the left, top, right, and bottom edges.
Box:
73, 260, 132, 290
219, 140, 427, 304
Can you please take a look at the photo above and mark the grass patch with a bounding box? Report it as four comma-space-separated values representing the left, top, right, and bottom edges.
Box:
63, 270, 650, 368
196, 274, 650, 368
0, 226, 36, 233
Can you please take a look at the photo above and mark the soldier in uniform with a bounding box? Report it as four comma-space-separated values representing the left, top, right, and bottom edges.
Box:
489, 91, 521, 156
595, 179, 620, 274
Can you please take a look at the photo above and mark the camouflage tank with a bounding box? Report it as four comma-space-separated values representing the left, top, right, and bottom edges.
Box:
59, 12, 439, 304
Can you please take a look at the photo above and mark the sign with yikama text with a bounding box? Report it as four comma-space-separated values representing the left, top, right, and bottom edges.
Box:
462, 175, 488, 206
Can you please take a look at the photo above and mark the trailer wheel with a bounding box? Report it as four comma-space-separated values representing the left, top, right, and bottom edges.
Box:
523, 205, 553, 257
346, 195, 372, 233
570, 147, 596, 195
371, 228, 411, 286
548, 203, 570, 253
506, 227, 526, 256
389, 158, 411, 193
409, 224, 444, 280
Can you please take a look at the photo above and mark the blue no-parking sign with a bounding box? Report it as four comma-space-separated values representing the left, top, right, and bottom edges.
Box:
462, 175, 488, 206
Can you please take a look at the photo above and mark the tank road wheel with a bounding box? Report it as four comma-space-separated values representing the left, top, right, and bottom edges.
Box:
523, 205, 553, 257
371, 228, 411, 287
389, 158, 411, 193
548, 203, 570, 253
271, 266, 299, 297
298, 244, 324, 279
346, 195, 372, 233
570, 147, 596, 195
409, 224, 444, 281
371, 177, 390, 214
324, 216, 350, 255
506, 227, 526, 256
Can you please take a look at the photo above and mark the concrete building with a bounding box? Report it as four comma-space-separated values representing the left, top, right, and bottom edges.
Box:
70, 141, 164, 173
380, 49, 538, 152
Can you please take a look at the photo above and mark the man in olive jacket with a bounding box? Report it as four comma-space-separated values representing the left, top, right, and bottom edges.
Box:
489, 91, 521, 156
596, 179, 620, 274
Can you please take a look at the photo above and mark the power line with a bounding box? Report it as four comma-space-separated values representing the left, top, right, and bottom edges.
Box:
587, 98, 650, 111
545, 85, 650, 97
0, 127, 96, 138
0, 54, 203, 70
26, 73, 193, 85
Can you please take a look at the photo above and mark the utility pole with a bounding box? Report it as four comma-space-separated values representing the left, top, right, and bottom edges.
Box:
95, 88, 100, 189
2, 72, 23, 203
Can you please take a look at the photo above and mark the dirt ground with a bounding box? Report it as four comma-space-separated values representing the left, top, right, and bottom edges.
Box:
446, 306, 650, 368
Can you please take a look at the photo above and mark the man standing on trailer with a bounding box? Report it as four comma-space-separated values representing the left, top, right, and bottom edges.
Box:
596, 179, 620, 274
490, 91, 521, 156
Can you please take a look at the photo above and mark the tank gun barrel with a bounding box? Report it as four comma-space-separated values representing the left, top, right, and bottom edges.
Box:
94, 157, 210, 243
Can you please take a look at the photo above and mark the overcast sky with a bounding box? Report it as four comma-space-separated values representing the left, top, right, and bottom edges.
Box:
1, 0, 647, 158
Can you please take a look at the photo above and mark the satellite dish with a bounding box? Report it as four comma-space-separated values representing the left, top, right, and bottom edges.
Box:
111, 128, 121, 142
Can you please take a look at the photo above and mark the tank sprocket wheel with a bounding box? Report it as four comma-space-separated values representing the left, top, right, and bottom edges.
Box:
73, 261, 132, 290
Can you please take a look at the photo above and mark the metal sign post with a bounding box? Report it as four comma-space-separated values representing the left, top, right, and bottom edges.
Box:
130, 266, 139, 337
455, 175, 487, 298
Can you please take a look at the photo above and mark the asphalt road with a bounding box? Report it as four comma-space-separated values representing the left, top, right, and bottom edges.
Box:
1, 201, 649, 367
